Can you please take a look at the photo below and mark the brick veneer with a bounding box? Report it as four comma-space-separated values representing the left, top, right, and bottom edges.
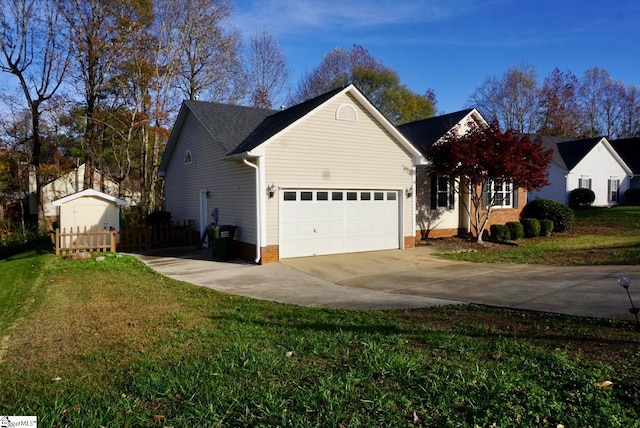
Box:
404, 236, 415, 249
232, 240, 280, 264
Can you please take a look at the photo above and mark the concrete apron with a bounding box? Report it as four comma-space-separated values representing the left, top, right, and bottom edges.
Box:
137, 246, 640, 321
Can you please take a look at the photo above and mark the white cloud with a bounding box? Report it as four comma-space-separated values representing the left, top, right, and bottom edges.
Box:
230, 0, 474, 35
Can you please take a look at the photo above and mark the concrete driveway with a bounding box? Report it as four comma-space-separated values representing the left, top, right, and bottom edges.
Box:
137, 245, 640, 321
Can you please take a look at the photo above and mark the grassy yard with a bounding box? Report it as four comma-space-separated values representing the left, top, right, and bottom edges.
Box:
0, 251, 639, 427
436, 206, 640, 265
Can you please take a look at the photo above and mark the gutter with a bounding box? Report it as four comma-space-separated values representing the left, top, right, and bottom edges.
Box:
242, 157, 261, 263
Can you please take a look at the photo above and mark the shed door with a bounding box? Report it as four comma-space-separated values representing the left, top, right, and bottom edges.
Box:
279, 189, 400, 259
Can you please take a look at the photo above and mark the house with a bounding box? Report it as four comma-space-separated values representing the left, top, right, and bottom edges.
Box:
33, 163, 138, 226
397, 109, 527, 239
158, 85, 425, 264
529, 136, 632, 206
609, 138, 640, 191
52, 188, 127, 232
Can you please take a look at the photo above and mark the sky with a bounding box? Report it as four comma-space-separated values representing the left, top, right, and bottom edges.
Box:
230, 0, 640, 114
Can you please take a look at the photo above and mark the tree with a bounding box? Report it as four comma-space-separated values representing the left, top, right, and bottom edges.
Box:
290, 45, 435, 124
538, 68, 580, 137
170, 0, 245, 103
576, 67, 625, 138
427, 122, 553, 243
245, 30, 290, 109
619, 84, 640, 138
0, 0, 70, 223
468, 63, 540, 133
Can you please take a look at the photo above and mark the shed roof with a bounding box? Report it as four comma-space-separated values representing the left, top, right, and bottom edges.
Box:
52, 189, 127, 206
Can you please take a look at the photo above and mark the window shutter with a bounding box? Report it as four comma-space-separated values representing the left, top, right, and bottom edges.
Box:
482, 181, 489, 209
588, 179, 592, 190
430, 173, 437, 209
616, 180, 620, 202
513, 186, 519, 208
448, 176, 455, 210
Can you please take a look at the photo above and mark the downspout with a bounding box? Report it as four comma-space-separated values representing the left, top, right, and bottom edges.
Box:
242, 157, 261, 263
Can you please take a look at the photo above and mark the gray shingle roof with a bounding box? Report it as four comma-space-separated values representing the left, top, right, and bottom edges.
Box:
397, 109, 473, 154
610, 138, 640, 173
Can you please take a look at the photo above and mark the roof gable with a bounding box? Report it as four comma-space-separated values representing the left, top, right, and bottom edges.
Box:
52, 189, 127, 206
397, 109, 484, 154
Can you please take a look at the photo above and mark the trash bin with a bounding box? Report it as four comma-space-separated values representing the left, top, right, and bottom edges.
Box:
208, 225, 237, 261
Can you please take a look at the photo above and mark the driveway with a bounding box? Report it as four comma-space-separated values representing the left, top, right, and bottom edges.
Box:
137, 245, 640, 321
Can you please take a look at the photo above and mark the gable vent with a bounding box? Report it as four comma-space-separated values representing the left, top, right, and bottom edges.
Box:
336, 104, 358, 122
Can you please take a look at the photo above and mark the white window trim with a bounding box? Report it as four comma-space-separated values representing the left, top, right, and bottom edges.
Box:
487, 179, 513, 209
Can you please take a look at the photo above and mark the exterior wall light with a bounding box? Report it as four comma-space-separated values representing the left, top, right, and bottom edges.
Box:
267, 183, 278, 198
406, 185, 414, 198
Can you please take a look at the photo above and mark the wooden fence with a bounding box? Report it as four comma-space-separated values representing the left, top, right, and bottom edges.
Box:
53, 221, 199, 255
54, 226, 117, 256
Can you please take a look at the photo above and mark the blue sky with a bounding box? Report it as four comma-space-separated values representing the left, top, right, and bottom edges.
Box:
231, 0, 640, 114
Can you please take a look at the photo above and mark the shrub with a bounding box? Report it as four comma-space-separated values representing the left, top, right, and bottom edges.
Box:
624, 188, 640, 206
520, 218, 541, 238
539, 220, 554, 237
569, 188, 595, 209
490, 224, 511, 241
520, 198, 575, 233
506, 221, 524, 240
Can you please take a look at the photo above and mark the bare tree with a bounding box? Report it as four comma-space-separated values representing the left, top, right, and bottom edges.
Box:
170, 0, 245, 103
619, 84, 640, 138
468, 63, 540, 133
245, 30, 290, 109
0, 0, 70, 223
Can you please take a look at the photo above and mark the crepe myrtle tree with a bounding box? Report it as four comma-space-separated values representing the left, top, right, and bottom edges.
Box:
427, 121, 553, 243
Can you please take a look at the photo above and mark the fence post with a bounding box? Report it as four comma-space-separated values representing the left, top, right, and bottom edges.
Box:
55, 228, 60, 256
110, 228, 117, 253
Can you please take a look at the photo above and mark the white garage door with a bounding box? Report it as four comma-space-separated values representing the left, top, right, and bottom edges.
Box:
279, 189, 400, 258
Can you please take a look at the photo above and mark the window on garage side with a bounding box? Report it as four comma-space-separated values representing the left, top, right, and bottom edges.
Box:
347, 192, 357, 200
332, 191, 343, 200
361, 192, 371, 200
374, 192, 384, 200
317, 192, 328, 201
387, 192, 396, 200
301, 191, 313, 201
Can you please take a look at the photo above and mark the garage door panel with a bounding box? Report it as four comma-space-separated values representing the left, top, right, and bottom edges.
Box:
279, 189, 401, 258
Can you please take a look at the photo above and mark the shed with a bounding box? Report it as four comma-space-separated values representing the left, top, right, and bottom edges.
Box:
52, 189, 127, 232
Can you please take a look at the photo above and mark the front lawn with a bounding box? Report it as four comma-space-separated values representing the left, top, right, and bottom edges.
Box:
435, 206, 640, 265
0, 253, 639, 427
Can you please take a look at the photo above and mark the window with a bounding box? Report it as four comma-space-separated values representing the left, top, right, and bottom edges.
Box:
361, 192, 371, 200
184, 150, 192, 164
301, 191, 313, 201
608, 178, 620, 203
485, 179, 514, 208
431, 175, 455, 209
283, 191, 296, 201
374, 192, 384, 200
347, 192, 358, 201
317, 192, 328, 201
332, 192, 343, 200
579, 177, 592, 190
386, 192, 397, 201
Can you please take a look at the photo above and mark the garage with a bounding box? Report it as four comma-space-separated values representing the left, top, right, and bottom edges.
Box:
279, 189, 401, 258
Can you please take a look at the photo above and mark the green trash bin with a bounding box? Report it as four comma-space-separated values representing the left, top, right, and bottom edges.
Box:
209, 225, 237, 261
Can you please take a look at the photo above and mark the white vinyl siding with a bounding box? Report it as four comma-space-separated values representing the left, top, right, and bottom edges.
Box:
415, 166, 459, 233
163, 113, 257, 244
263, 92, 415, 247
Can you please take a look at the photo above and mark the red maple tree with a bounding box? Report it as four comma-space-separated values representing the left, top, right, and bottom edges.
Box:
427, 121, 553, 243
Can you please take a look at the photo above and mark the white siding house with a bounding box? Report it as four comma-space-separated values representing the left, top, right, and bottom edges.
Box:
530, 136, 632, 206
159, 85, 425, 263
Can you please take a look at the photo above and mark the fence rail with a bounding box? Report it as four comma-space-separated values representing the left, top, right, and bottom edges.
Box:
53, 221, 199, 255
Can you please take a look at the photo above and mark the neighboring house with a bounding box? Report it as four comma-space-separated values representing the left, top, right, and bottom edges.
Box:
529, 136, 632, 206
158, 84, 425, 264
398, 109, 527, 239
609, 138, 640, 191
52, 188, 127, 232
31, 163, 138, 225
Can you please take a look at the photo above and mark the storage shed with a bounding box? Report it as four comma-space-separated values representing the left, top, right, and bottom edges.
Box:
52, 189, 127, 233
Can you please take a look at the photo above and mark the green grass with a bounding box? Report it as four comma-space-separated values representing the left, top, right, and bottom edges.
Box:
439, 206, 640, 265
0, 253, 639, 427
